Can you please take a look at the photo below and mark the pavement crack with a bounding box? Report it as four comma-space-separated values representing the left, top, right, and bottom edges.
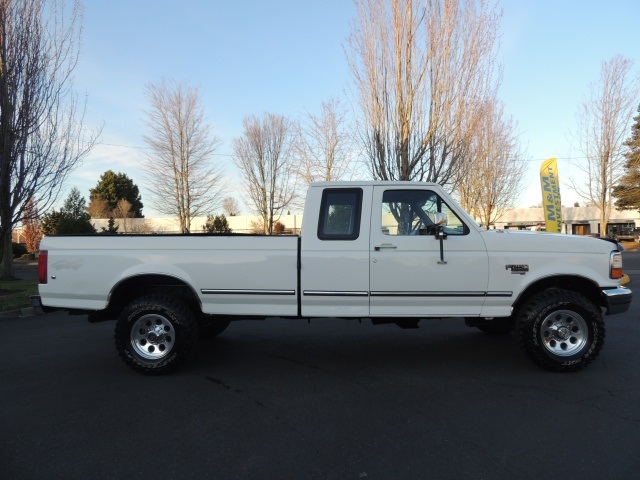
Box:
206, 376, 266, 408
269, 354, 320, 370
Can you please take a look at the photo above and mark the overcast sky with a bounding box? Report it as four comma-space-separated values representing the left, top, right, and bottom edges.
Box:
67, 0, 640, 216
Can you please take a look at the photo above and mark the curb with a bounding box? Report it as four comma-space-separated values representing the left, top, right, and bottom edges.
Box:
0, 306, 44, 319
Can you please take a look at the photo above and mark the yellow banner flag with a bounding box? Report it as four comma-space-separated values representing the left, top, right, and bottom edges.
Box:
540, 158, 563, 233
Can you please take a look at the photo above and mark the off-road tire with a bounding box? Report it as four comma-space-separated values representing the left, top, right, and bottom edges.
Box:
115, 294, 199, 375
517, 289, 605, 372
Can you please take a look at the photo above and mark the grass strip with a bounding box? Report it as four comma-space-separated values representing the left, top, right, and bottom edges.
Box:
0, 279, 39, 312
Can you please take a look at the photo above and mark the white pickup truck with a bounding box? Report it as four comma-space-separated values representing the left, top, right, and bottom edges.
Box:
36, 181, 632, 374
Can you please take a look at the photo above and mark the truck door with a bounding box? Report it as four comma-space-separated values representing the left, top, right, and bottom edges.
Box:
369, 186, 489, 317
300, 186, 371, 317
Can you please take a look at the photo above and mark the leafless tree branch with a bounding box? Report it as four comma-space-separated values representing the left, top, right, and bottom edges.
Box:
141, 79, 226, 233
569, 55, 640, 234
0, 0, 100, 278
345, 0, 501, 190
233, 113, 295, 234
457, 100, 526, 227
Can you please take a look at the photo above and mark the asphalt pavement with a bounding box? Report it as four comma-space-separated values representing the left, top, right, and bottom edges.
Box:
1, 257, 639, 480
11, 258, 38, 281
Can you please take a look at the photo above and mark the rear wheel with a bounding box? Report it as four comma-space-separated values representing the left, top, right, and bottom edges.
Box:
517, 289, 604, 372
115, 294, 199, 375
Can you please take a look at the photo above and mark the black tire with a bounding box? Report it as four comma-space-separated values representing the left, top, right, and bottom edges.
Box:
517, 289, 605, 372
115, 294, 199, 375
199, 315, 231, 339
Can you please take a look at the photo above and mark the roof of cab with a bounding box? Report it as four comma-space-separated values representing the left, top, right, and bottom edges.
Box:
309, 180, 441, 188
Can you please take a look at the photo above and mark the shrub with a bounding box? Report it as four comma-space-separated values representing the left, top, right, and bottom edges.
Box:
12, 242, 28, 258
203, 215, 232, 234
273, 221, 286, 235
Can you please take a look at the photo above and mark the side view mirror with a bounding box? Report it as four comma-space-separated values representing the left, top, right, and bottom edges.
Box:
433, 212, 448, 265
433, 212, 448, 228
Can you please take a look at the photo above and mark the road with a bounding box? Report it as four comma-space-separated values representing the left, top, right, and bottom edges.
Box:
1, 254, 639, 480
623, 247, 640, 272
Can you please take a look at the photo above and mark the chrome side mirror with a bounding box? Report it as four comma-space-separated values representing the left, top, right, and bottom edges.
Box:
433, 212, 448, 228
433, 212, 448, 264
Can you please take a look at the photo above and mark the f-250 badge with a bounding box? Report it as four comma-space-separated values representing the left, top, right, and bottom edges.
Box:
506, 264, 529, 274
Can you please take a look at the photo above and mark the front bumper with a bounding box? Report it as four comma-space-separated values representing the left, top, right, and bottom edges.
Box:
601, 287, 632, 315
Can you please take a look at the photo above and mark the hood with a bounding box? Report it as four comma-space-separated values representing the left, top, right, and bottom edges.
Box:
479, 229, 617, 254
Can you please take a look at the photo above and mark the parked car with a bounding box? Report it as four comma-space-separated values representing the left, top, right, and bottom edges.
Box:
612, 226, 639, 242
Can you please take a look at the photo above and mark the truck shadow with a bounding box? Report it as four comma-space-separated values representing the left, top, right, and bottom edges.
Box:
190, 318, 531, 376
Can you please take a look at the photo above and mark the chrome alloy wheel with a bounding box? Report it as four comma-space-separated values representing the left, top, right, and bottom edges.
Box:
131, 314, 175, 360
540, 309, 588, 357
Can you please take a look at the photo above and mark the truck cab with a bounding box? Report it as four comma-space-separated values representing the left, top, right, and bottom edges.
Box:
301, 183, 490, 318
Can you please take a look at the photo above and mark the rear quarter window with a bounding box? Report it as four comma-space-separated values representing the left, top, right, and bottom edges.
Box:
317, 188, 363, 240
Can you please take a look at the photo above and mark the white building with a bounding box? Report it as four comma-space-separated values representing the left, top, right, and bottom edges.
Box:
494, 206, 639, 237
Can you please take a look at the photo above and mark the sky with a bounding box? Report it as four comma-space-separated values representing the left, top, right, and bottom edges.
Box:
65, 0, 640, 217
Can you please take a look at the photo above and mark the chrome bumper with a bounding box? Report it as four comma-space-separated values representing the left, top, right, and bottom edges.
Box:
601, 287, 632, 315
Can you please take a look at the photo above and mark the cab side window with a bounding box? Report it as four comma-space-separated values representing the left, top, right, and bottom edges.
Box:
318, 188, 363, 240
381, 189, 468, 236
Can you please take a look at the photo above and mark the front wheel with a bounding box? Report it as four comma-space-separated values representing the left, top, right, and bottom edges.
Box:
517, 289, 605, 372
115, 294, 199, 375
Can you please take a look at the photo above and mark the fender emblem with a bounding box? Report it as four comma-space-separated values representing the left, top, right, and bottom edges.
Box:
506, 264, 529, 274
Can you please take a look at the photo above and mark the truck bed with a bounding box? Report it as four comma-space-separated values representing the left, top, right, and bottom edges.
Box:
39, 234, 300, 316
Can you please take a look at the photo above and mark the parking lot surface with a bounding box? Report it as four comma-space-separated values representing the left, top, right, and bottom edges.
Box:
1, 254, 639, 479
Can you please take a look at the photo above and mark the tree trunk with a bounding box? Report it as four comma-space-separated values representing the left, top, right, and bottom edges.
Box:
0, 229, 15, 279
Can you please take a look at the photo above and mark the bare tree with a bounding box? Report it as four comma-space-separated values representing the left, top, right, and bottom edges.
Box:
457, 100, 526, 228
291, 98, 359, 209
345, 0, 501, 188
222, 196, 240, 216
570, 56, 640, 235
127, 219, 156, 234
87, 197, 110, 218
233, 113, 295, 235
0, 0, 100, 278
293, 98, 356, 184
142, 79, 225, 233
114, 199, 133, 232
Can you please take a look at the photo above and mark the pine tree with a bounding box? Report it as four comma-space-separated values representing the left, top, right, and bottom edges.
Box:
89, 171, 144, 218
613, 104, 640, 212
100, 218, 119, 234
41, 188, 96, 235
202, 215, 232, 234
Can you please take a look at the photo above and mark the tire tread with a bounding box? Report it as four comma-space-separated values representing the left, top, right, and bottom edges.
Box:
517, 289, 605, 372
114, 294, 198, 375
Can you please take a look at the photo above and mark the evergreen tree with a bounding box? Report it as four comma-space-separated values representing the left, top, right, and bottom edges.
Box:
89, 171, 144, 218
202, 215, 232, 234
613, 104, 640, 212
41, 188, 96, 235
100, 218, 119, 234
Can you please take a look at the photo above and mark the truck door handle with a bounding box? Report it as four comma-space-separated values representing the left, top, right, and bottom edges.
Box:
374, 243, 397, 251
